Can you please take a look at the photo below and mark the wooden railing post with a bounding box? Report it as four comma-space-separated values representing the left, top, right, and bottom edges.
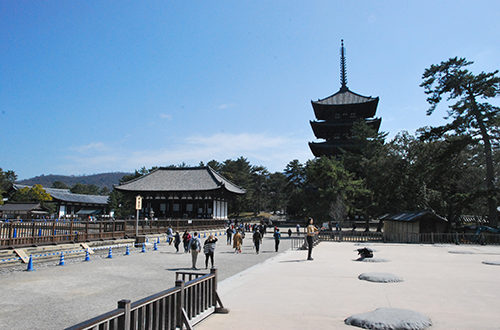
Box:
31, 222, 36, 245
52, 221, 57, 243
117, 299, 131, 330
70, 221, 74, 241
175, 280, 185, 329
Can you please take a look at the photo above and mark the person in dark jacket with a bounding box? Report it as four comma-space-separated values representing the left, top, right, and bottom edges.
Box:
203, 234, 218, 269
273, 228, 281, 252
253, 230, 262, 254
173, 232, 181, 252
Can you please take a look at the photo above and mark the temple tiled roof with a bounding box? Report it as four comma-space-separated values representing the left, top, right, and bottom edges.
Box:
115, 167, 246, 195
12, 184, 109, 205
313, 89, 378, 106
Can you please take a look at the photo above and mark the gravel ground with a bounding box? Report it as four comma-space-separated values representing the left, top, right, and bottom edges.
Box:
0, 231, 298, 330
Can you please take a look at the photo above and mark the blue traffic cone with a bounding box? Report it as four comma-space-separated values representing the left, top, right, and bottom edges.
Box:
107, 247, 113, 259
141, 243, 146, 253
154, 242, 158, 251
84, 250, 90, 262
59, 253, 65, 266
26, 255, 34, 271
125, 246, 130, 255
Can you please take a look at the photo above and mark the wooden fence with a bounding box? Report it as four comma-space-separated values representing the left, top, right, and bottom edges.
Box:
0, 219, 226, 249
289, 230, 500, 248
66, 268, 227, 330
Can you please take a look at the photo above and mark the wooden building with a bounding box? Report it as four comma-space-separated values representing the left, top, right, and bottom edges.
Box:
309, 40, 381, 157
114, 166, 246, 220
12, 184, 109, 218
382, 210, 448, 242
0, 202, 48, 219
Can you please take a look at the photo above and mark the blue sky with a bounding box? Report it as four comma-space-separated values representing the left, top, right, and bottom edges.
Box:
1, 1, 499, 179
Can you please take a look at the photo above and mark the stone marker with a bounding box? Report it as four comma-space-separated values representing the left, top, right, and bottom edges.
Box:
358, 272, 403, 283
345, 307, 432, 330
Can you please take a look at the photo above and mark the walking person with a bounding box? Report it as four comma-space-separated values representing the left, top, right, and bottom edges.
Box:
173, 231, 181, 252
203, 234, 218, 269
306, 218, 318, 260
166, 227, 173, 245
273, 228, 281, 252
226, 227, 233, 245
233, 230, 243, 254
287, 228, 292, 237
253, 229, 262, 254
182, 231, 191, 253
188, 232, 202, 269
296, 223, 301, 236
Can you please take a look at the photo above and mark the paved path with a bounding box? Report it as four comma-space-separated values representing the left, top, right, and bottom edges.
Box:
198, 242, 500, 330
0, 231, 290, 329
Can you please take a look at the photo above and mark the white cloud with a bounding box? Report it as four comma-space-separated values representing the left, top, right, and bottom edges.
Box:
60, 132, 313, 174
216, 103, 236, 110
159, 113, 172, 120
70, 142, 108, 153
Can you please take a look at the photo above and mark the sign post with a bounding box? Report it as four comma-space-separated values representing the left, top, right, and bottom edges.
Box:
135, 195, 142, 237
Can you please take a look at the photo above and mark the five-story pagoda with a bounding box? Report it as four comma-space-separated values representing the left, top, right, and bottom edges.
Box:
309, 40, 381, 157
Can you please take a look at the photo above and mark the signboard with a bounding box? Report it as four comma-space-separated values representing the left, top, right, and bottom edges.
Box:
135, 195, 143, 210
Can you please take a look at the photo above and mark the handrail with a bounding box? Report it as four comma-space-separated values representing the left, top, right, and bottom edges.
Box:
66, 268, 226, 330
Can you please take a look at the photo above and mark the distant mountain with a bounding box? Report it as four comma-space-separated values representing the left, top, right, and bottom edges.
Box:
17, 172, 132, 190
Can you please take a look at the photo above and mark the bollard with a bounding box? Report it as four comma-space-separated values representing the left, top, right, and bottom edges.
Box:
84, 250, 90, 262
141, 243, 146, 253
59, 252, 65, 266
215, 232, 217, 237
38, 229, 42, 237
125, 245, 130, 256
157, 237, 160, 244
204, 232, 206, 238
146, 238, 149, 243
26, 255, 35, 271
13, 228, 17, 238
154, 242, 158, 251
107, 247, 113, 259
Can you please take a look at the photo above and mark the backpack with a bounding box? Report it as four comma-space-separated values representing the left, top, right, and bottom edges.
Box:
191, 238, 200, 250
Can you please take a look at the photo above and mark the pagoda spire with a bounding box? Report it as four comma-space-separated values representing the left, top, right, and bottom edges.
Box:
340, 39, 348, 92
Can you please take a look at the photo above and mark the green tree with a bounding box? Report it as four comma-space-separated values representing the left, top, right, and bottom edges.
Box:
0, 168, 17, 205
11, 184, 52, 202
302, 157, 369, 224
70, 183, 101, 195
421, 57, 499, 226
51, 181, 69, 189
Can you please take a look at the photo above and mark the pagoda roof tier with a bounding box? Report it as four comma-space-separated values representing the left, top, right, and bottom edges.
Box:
310, 118, 381, 139
311, 89, 379, 120
308, 141, 361, 157
115, 166, 246, 195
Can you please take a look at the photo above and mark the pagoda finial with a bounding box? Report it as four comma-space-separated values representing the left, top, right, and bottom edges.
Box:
340, 39, 348, 92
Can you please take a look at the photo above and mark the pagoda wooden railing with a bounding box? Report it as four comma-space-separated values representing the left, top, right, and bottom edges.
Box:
0, 219, 226, 249
66, 268, 227, 330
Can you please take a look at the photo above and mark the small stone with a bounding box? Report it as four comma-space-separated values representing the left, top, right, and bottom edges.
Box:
355, 257, 388, 263
358, 272, 403, 283
345, 307, 432, 330
482, 261, 500, 266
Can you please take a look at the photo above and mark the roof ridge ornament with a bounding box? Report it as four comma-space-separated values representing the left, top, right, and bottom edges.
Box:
340, 39, 348, 92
